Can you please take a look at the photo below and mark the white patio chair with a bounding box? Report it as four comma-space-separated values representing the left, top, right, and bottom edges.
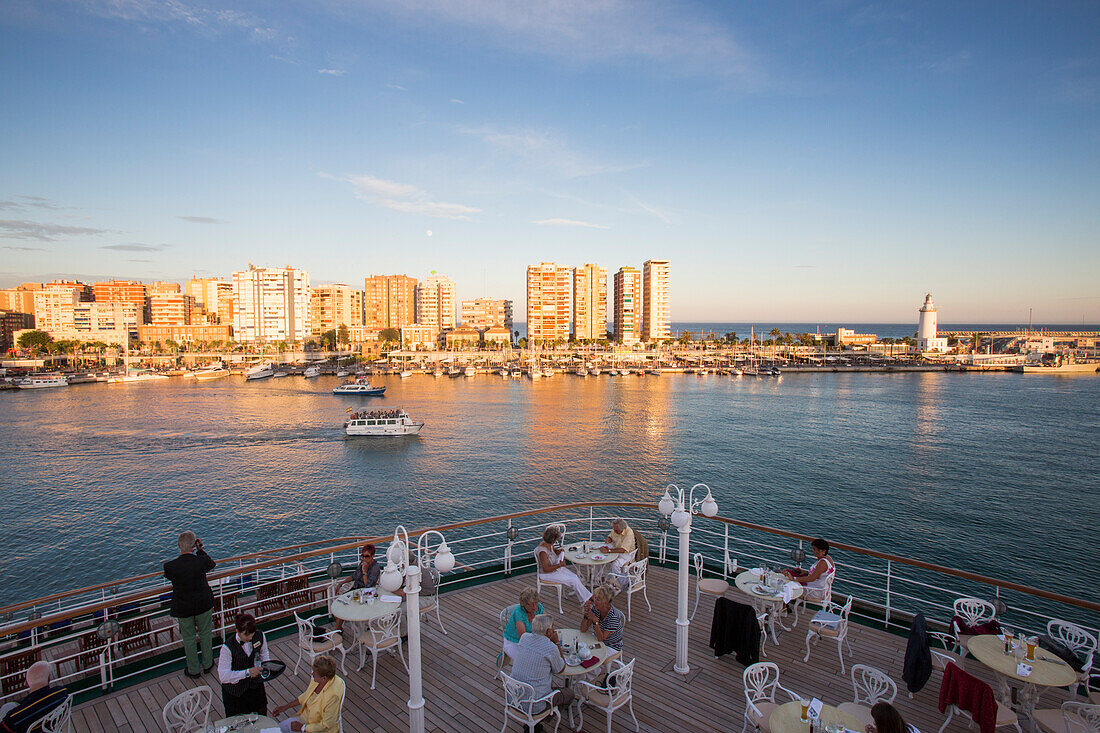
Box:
742, 662, 803, 733
162, 685, 212, 733
617, 559, 650, 621
498, 671, 561, 733
497, 604, 518, 669
791, 570, 835, 627
419, 565, 447, 635
837, 664, 897, 729
928, 630, 966, 671
803, 594, 854, 673
1048, 619, 1096, 693
1034, 701, 1100, 733
938, 664, 1021, 733
535, 523, 568, 613
292, 612, 347, 676
690, 552, 729, 621
37, 693, 72, 733
355, 609, 407, 690
951, 597, 996, 653
575, 657, 640, 733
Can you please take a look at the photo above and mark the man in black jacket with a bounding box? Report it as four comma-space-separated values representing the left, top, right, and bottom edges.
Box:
164, 531, 216, 678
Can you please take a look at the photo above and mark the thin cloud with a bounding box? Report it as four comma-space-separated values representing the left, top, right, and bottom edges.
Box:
101, 243, 171, 252
3, 246, 47, 252
0, 219, 109, 241
83, 1, 286, 46
449, 98, 465, 104
460, 125, 646, 179
323, 173, 481, 221
126, 258, 154, 263
177, 215, 223, 224
0, 196, 64, 211
318, 68, 346, 76
386, 82, 407, 91
532, 218, 610, 230
632, 198, 674, 225
354, 0, 758, 81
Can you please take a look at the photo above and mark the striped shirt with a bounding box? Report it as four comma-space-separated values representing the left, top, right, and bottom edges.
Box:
594, 604, 625, 651
0, 685, 68, 733
510, 633, 564, 712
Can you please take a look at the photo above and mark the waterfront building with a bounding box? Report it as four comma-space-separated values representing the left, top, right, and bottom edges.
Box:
309, 284, 364, 336
185, 278, 234, 324
364, 275, 417, 330
918, 294, 948, 352
642, 259, 671, 342
461, 298, 513, 332
33, 283, 88, 334
613, 266, 642, 345
834, 327, 877, 347
93, 279, 148, 320
526, 262, 570, 343
416, 275, 458, 342
481, 325, 512, 347
572, 264, 607, 342
444, 325, 481, 348
399, 324, 437, 350
139, 323, 232, 345
232, 265, 311, 343
1, 310, 35, 352
0, 283, 42, 317
148, 292, 193, 325
40, 301, 142, 345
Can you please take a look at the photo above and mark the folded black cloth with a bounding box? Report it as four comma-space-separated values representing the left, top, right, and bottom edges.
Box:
1038, 635, 1085, 672
709, 597, 760, 666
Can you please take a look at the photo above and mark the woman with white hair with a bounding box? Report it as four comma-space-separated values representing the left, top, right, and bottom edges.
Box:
535, 525, 592, 605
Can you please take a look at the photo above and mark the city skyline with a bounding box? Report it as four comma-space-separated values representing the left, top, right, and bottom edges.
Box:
1, 2, 1098, 322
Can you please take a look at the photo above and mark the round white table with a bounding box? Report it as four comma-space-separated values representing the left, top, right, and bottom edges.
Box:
210, 713, 279, 732
769, 700, 862, 733
735, 570, 803, 644
330, 591, 402, 623
556, 629, 619, 677
967, 634, 1077, 727
563, 542, 617, 587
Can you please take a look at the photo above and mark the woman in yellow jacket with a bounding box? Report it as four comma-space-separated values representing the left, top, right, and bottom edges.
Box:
270, 655, 345, 733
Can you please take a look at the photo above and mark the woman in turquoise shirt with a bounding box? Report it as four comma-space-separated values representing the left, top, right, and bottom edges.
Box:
503, 587, 544, 662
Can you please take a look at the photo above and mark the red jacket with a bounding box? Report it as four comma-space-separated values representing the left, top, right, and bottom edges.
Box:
938, 662, 997, 733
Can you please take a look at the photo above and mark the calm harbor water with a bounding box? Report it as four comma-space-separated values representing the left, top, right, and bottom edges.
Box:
0, 371, 1097, 609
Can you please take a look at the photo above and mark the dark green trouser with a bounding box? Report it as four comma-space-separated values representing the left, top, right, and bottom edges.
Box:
176, 609, 214, 674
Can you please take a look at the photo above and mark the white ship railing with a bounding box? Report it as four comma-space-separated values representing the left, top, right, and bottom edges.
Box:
0, 502, 1096, 704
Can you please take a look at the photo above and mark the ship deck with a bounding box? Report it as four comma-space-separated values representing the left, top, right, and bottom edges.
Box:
69, 565, 1081, 732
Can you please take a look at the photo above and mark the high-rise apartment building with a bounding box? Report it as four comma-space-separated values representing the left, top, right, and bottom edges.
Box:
572, 264, 607, 342
93, 280, 148, 320
73, 301, 144, 334
415, 275, 457, 341
33, 283, 87, 333
232, 265, 310, 342
0, 283, 42, 316
613, 267, 642, 345
185, 277, 234, 323
309, 284, 364, 336
363, 275, 417, 330
461, 298, 513, 331
148, 293, 193, 325
526, 263, 571, 343
641, 259, 671, 342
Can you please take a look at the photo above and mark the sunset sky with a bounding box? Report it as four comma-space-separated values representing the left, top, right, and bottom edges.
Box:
2, 1, 1097, 322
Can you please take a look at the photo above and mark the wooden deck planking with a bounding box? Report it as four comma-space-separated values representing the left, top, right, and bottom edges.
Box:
71, 566, 1082, 732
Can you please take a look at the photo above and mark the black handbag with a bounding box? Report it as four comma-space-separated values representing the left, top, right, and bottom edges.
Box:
1037, 634, 1085, 672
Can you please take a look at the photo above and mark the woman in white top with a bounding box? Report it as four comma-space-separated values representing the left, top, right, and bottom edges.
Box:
783, 538, 835, 595
535, 526, 593, 605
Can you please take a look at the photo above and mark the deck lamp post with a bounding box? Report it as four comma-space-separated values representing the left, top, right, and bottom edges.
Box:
379, 526, 454, 733
658, 483, 718, 676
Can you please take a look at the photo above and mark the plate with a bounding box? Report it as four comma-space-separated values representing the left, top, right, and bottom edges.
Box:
564, 655, 580, 666
752, 584, 774, 595
574, 553, 587, 559
591, 554, 606, 561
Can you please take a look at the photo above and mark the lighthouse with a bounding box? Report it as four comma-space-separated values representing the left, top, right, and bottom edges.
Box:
917, 294, 948, 352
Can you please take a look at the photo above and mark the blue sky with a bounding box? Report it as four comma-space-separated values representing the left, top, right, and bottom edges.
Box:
1, 0, 1097, 322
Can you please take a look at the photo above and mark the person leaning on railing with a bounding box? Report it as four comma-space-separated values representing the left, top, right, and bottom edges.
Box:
0, 662, 67, 733
163, 530, 216, 678
270, 655, 345, 733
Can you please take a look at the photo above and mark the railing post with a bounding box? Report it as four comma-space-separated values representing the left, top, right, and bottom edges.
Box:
885, 560, 893, 627
588, 507, 594, 544
505, 519, 513, 576
723, 524, 730, 579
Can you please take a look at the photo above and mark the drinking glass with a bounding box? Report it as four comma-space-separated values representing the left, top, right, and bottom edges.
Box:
1025, 637, 1036, 660
800, 702, 808, 721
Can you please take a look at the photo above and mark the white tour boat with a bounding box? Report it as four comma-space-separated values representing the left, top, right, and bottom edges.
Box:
245, 362, 275, 380
464, 366, 476, 377
189, 362, 229, 381
399, 370, 412, 378
303, 366, 321, 378
332, 379, 386, 396
344, 409, 423, 436
17, 375, 69, 389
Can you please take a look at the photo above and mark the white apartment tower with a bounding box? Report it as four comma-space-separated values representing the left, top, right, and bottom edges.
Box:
232, 265, 310, 342
415, 275, 457, 341
526, 263, 571, 343
642, 259, 670, 342
572, 264, 607, 342
613, 267, 642, 345
33, 284, 84, 334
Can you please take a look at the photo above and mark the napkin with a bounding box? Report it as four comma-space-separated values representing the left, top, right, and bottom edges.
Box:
750, 568, 764, 576
580, 656, 601, 668
380, 594, 402, 603
1017, 663, 1032, 677
782, 581, 800, 604
261, 728, 280, 733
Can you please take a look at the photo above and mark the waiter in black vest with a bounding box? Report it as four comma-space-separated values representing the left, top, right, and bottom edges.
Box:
217, 613, 271, 717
